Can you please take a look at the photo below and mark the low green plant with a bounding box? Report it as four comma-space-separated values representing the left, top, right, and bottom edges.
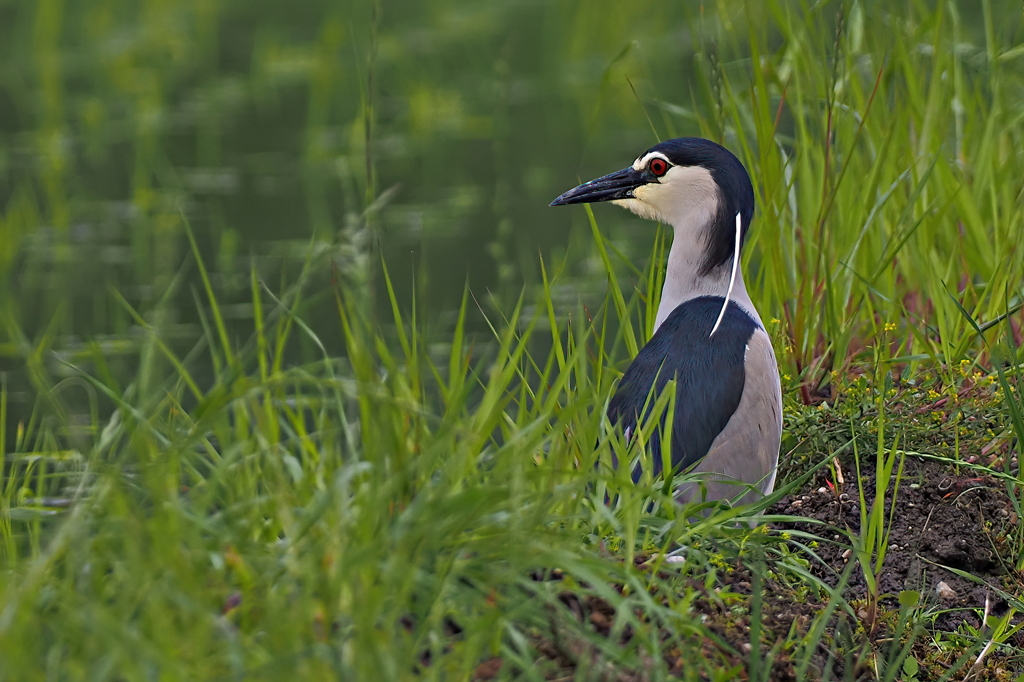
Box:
995, 322, 1024, 571
848, 325, 907, 636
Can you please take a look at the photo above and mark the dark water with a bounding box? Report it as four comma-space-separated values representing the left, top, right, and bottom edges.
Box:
0, 0, 1002, 432
0, 0, 715, 405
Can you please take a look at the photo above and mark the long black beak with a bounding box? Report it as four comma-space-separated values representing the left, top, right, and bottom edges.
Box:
549, 167, 650, 206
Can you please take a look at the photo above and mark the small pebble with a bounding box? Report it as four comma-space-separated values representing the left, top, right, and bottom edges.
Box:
935, 581, 957, 601
842, 549, 852, 560
817, 487, 829, 494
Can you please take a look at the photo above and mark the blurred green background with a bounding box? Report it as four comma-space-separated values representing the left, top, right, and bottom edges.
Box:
0, 0, 727, 424
1, 0, 1022, 426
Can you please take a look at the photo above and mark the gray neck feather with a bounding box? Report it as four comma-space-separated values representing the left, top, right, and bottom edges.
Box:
654, 204, 759, 332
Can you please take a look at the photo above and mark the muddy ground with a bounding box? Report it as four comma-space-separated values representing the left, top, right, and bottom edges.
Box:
483, 453, 1024, 681
771, 455, 1020, 633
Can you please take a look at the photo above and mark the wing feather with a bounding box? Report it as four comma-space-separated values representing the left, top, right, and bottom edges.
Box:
607, 297, 757, 481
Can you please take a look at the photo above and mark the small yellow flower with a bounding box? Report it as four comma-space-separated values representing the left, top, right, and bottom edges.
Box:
709, 554, 730, 569
884, 322, 896, 332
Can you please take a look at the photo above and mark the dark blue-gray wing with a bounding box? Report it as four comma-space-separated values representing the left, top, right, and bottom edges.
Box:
606, 297, 758, 480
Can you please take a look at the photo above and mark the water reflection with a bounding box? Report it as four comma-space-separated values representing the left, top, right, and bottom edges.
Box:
0, 0, 1003, 436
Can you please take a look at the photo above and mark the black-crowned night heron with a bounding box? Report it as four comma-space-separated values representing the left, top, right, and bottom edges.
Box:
551, 137, 781, 506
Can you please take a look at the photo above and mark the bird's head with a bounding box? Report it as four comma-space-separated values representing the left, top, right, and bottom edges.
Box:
551, 138, 755, 275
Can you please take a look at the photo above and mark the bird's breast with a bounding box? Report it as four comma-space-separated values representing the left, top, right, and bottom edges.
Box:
607, 296, 780, 489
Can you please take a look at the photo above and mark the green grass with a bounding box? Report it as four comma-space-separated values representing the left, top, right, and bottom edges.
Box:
0, 229, 800, 679
2, 0, 1024, 679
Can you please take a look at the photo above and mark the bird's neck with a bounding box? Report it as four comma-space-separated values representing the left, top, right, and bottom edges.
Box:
654, 219, 758, 332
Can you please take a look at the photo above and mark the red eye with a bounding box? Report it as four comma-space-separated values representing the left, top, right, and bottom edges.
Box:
648, 158, 669, 176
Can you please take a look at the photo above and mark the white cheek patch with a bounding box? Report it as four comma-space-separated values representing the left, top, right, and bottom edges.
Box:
610, 163, 719, 227
611, 192, 666, 223
654, 165, 719, 218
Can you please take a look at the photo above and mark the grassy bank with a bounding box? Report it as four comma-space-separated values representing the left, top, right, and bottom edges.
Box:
2, 0, 1024, 679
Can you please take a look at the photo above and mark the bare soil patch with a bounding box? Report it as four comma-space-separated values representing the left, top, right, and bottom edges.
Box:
503, 454, 1024, 680
770, 454, 1022, 634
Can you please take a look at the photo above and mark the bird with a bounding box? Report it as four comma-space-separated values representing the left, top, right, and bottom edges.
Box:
550, 137, 781, 507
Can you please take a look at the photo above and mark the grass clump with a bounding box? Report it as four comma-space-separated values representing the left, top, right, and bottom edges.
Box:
3, 224, 1020, 679
0, 234, 834, 680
